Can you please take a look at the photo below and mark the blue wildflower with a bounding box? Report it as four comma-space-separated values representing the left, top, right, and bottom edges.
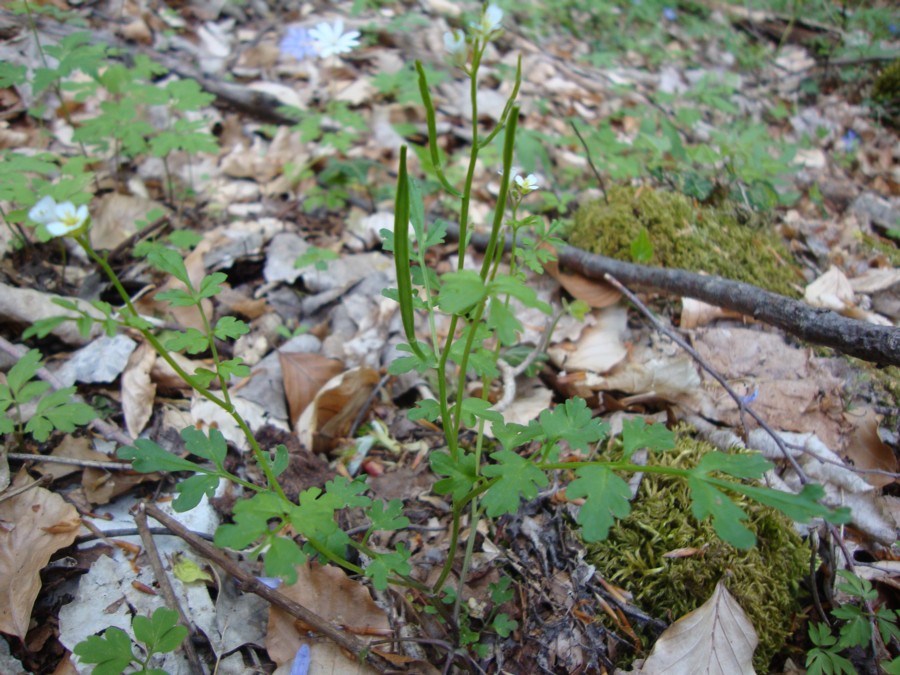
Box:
280, 25, 317, 61
842, 129, 859, 153
889, 23, 898, 35
663, 6, 677, 21
290, 644, 311, 675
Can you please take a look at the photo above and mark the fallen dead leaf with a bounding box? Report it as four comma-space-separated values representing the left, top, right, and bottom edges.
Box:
631, 580, 758, 675
843, 408, 898, 488
295, 366, 380, 454
280, 352, 345, 427
122, 341, 157, 438
267, 562, 389, 674
0, 472, 81, 638
547, 305, 628, 373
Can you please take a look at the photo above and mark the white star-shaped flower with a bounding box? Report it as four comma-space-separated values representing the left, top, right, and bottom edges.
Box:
29, 195, 58, 225
309, 19, 361, 59
46, 202, 90, 238
471, 4, 503, 39
514, 174, 539, 194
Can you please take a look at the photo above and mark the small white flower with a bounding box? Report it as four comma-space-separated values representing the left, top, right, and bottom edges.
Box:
309, 19, 361, 59
514, 174, 539, 194
443, 29, 467, 67
46, 202, 90, 238
444, 29, 465, 54
472, 4, 503, 39
29, 195, 58, 225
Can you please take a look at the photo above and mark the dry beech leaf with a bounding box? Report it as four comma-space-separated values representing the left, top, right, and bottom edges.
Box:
295, 367, 380, 454
267, 562, 389, 673
547, 305, 628, 373
636, 580, 757, 675
0, 283, 102, 346
843, 409, 898, 488
543, 254, 621, 309
280, 352, 344, 427
122, 341, 157, 438
0, 473, 81, 638
805, 265, 854, 313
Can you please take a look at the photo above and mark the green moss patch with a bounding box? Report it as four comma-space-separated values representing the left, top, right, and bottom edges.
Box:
585, 433, 808, 671
568, 185, 802, 296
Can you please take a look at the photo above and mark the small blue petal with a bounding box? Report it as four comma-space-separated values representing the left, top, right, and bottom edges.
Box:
889, 23, 898, 34
256, 576, 282, 589
280, 26, 317, 61
842, 129, 859, 152
663, 7, 677, 21
290, 644, 311, 675
738, 388, 758, 405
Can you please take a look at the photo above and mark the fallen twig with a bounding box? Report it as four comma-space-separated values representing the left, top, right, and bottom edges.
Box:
142, 503, 394, 674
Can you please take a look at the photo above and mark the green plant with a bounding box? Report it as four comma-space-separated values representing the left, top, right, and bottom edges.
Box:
20, 4, 853, 665
72, 607, 188, 675
806, 570, 900, 675
0, 348, 95, 445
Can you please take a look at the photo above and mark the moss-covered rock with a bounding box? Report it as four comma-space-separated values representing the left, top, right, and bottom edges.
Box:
585, 433, 808, 671
873, 58, 900, 106
568, 185, 802, 297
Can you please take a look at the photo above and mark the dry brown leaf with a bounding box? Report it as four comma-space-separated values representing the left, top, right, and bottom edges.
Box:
90, 193, 165, 250
843, 409, 898, 488
122, 341, 157, 438
266, 562, 389, 673
280, 352, 344, 427
635, 580, 757, 675
0, 472, 81, 638
35, 436, 102, 481
295, 367, 380, 454
543, 257, 621, 309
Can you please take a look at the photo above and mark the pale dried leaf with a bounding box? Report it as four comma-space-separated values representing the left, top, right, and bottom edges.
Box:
122, 341, 157, 438
638, 580, 757, 675
280, 352, 344, 426
547, 306, 628, 373
805, 265, 854, 312
91, 193, 165, 250
0, 473, 80, 638
0, 283, 102, 345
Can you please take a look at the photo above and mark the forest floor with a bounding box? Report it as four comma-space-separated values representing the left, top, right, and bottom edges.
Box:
0, 0, 899, 673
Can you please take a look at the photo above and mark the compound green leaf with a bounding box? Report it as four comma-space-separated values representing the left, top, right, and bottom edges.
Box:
567, 465, 632, 542
482, 450, 547, 517
688, 476, 755, 549
431, 450, 478, 502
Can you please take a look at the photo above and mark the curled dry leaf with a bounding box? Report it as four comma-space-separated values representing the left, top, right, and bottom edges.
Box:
843, 408, 898, 489
122, 341, 157, 438
547, 305, 629, 373
295, 366, 380, 454
0, 473, 81, 638
280, 352, 345, 426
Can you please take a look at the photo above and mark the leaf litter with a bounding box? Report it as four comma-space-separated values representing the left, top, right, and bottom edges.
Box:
0, 0, 898, 673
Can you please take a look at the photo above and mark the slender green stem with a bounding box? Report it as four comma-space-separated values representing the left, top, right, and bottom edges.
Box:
78, 236, 287, 501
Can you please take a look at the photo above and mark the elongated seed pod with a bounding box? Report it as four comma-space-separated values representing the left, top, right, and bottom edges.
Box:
393, 146, 428, 362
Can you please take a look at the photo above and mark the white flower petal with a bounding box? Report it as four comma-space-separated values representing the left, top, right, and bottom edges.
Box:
29, 196, 58, 225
